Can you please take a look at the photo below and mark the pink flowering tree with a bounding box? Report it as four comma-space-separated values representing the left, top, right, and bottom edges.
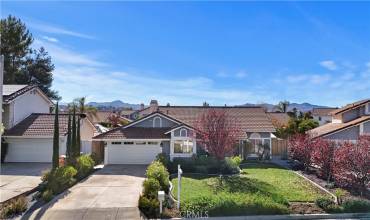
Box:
333, 136, 370, 193
196, 109, 239, 160
311, 138, 336, 182
288, 133, 314, 171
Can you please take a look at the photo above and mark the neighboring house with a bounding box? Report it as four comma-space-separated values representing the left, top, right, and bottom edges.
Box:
312, 107, 338, 126
94, 104, 276, 165
2, 85, 54, 129
309, 99, 370, 141
267, 112, 290, 128
3, 113, 96, 162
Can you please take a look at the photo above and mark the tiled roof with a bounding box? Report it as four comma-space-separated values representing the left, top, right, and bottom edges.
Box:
331, 99, 370, 115
3, 85, 37, 103
86, 111, 112, 124
308, 115, 370, 138
157, 106, 276, 135
94, 127, 170, 140
312, 107, 338, 116
267, 112, 290, 127
4, 113, 94, 137
4, 113, 70, 137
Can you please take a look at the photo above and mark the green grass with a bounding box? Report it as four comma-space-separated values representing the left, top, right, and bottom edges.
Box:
172, 162, 326, 216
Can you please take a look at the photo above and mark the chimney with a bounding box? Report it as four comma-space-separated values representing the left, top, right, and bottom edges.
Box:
149, 100, 158, 112
140, 103, 145, 110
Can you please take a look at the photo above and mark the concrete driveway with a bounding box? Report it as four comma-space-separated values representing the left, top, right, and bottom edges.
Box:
27, 165, 147, 220
0, 163, 50, 202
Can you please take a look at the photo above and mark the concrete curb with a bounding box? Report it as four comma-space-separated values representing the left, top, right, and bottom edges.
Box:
181, 212, 370, 220
294, 171, 337, 203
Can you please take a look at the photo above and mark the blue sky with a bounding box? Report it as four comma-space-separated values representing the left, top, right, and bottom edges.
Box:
2, 1, 370, 107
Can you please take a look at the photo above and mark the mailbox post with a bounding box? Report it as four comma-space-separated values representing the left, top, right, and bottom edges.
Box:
158, 191, 165, 214
177, 164, 182, 209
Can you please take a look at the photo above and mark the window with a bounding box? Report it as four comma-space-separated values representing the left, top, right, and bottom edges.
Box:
319, 116, 322, 121
123, 141, 134, 145
135, 141, 146, 145
153, 116, 162, 127
180, 128, 187, 137
247, 139, 270, 154
174, 140, 193, 153
147, 141, 159, 145
112, 142, 122, 145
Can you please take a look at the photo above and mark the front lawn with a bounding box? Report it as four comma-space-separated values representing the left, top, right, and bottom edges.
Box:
172, 162, 326, 216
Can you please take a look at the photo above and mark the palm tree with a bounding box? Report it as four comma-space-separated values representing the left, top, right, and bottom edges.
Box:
277, 100, 290, 113
74, 97, 97, 115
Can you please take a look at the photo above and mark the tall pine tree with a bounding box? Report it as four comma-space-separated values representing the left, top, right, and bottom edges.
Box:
0, 15, 59, 100
52, 102, 59, 170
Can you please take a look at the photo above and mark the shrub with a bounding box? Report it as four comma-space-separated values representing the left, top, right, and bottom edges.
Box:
288, 134, 314, 171
0, 196, 27, 218
334, 188, 346, 205
146, 161, 170, 192
42, 189, 54, 202
139, 195, 159, 218
315, 197, 334, 210
155, 153, 170, 169
230, 156, 242, 166
90, 152, 101, 165
75, 155, 95, 179
143, 178, 161, 199
342, 200, 370, 213
220, 157, 240, 174
333, 136, 370, 192
47, 165, 77, 194
311, 138, 335, 181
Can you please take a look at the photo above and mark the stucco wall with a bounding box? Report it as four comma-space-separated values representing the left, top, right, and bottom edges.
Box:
80, 119, 95, 141
342, 109, 360, 123
133, 115, 177, 128
325, 126, 359, 140
2, 104, 11, 129
12, 89, 51, 127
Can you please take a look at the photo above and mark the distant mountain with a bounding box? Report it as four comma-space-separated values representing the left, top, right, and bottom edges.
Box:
242, 102, 333, 112
87, 100, 143, 110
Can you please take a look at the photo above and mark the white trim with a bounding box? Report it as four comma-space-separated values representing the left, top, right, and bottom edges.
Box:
360, 123, 364, 135
124, 112, 181, 128
8, 87, 54, 106
153, 116, 162, 128
164, 125, 194, 134
180, 128, 187, 137
366, 103, 370, 115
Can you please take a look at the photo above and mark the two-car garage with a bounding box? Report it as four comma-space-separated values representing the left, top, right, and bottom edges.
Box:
105, 141, 162, 164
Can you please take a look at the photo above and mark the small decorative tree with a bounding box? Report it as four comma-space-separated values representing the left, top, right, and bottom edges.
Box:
66, 114, 72, 164
196, 109, 239, 160
71, 106, 77, 163
52, 102, 59, 170
311, 137, 336, 182
288, 133, 314, 171
333, 136, 370, 194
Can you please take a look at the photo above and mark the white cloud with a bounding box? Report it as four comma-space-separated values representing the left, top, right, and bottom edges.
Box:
42, 36, 58, 43
310, 74, 330, 84
235, 71, 247, 78
29, 22, 94, 40
34, 39, 106, 67
319, 60, 337, 71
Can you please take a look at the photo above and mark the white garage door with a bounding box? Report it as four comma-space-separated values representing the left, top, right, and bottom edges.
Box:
5, 138, 66, 163
107, 142, 162, 164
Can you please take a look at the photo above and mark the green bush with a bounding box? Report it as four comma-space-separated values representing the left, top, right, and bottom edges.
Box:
342, 200, 370, 213
138, 195, 159, 218
0, 196, 27, 218
220, 157, 241, 174
90, 152, 101, 165
155, 153, 170, 168
143, 178, 161, 199
230, 156, 242, 166
42, 189, 54, 202
146, 161, 170, 192
47, 165, 77, 194
315, 197, 334, 210
76, 155, 95, 179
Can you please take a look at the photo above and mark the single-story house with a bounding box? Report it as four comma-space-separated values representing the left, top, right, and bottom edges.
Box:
309, 99, 370, 141
3, 113, 96, 162
312, 107, 338, 126
93, 105, 276, 165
